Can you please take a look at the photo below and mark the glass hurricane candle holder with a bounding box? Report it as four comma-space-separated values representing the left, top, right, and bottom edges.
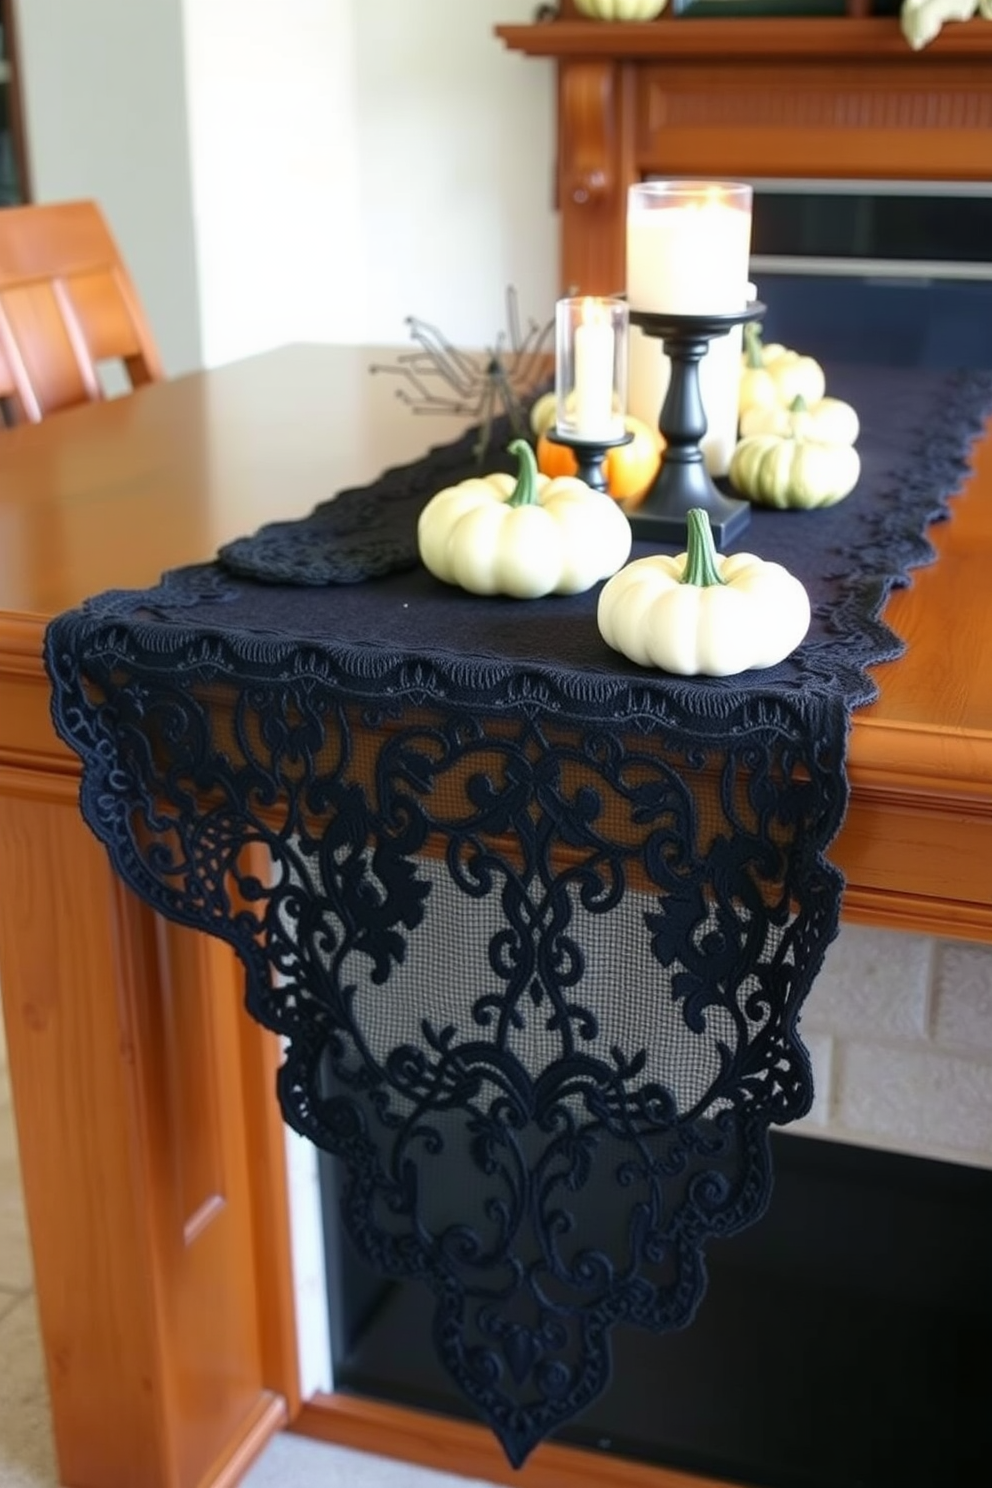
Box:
546, 296, 631, 493
554, 296, 628, 443
627, 180, 753, 479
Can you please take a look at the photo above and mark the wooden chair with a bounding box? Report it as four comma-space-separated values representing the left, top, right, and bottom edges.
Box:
0, 199, 164, 423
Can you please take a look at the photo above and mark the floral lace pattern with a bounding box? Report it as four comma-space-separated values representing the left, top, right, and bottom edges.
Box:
44, 365, 992, 1465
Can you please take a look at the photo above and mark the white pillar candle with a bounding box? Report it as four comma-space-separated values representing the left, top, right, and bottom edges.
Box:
555, 296, 627, 442
572, 298, 616, 439
626, 181, 753, 476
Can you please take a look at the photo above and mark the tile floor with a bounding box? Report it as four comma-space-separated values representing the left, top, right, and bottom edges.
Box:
0, 1056, 497, 1488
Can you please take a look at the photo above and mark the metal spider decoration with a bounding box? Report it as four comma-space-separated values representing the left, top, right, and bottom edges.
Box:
369, 287, 554, 465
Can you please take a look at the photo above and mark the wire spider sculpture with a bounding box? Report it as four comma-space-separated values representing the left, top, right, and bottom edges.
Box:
369, 287, 554, 464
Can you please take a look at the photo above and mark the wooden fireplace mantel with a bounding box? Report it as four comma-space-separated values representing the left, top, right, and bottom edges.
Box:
495, 13, 992, 295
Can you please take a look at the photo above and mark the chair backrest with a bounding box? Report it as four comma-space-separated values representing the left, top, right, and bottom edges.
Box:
0, 200, 164, 423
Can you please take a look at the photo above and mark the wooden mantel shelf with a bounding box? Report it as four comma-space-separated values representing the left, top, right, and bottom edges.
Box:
1, 350, 991, 1488
495, 10, 992, 940
496, 16, 992, 60
495, 13, 992, 304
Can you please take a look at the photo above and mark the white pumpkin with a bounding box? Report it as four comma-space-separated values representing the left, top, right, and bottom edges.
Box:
597, 509, 810, 676
574, 0, 668, 18
739, 324, 826, 416
739, 395, 860, 447
729, 421, 861, 510
418, 438, 631, 599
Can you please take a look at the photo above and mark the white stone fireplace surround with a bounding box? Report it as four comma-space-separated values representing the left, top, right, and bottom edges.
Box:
792, 925, 992, 1171
4, 928, 988, 1173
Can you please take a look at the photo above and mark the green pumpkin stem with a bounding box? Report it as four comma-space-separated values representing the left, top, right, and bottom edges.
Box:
743, 322, 765, 369
788, 394, 809, 441
506, 438, 541, 507
680, 509, 726, 588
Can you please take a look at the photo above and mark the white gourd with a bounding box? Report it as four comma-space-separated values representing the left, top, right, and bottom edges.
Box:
739, 395, 860, 446
739, 324, 826, 416
418, 439, 632, 599
597, 509, 810, 676
574, 0, 668, 18
729, 429, 861, 510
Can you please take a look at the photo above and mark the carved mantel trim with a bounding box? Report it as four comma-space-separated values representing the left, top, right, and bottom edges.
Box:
496, 17, 992, 293
497, 16, 992, 61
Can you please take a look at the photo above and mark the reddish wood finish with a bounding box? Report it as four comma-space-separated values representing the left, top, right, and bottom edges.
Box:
296, 1394, 740, 1488
496, 17, 992, 296
0, 348, 491, 1488
0, 200, 164, 422
0, 346, 990, 1488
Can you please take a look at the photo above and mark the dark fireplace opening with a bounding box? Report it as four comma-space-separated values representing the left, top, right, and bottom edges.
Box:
746, 181, 992, 371
319, 1133, 992, 1488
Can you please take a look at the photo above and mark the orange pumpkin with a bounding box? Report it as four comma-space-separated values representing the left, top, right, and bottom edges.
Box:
536, 417, 663, 505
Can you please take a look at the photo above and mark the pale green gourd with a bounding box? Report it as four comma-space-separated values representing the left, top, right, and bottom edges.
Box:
738, 324, 826, 417
739, 394, 860, 447
574, 0, 668, 19
729, 398, 861, 510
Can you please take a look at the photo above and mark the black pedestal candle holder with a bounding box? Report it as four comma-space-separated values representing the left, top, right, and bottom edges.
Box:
627, 301, 765, 550
543, 428, 634, 495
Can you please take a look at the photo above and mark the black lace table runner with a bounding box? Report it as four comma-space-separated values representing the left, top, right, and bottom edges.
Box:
44, 365, 992, 1467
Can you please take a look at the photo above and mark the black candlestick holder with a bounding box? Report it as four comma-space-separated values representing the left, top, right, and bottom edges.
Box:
626, 301, 765, 550
543, 427, 634, 494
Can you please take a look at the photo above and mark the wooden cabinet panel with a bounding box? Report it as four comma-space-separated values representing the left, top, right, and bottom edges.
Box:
0, 752, 293, 1487
634, 61, 992, 181
498, 18, 992, 296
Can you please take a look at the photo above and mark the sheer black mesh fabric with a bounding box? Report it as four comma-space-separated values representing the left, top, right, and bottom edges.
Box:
43, 365, 992, 1466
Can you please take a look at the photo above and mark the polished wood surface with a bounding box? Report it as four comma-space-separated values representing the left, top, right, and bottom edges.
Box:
0, 346, 486, 1488
0, 345, 474, 618
496, 17, 992, 298
1, 344, 990, 1488
1, 344, 989, 929
501, 14, 992, 58
296, 1394, 740, 1488
0, 199, 163, 422
494, 7, 992, 942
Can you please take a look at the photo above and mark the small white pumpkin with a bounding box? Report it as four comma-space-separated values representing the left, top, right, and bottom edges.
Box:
574, 0, 668, 18
418, 438, 632, 599
529, 390, 558, 439
597, 509, 810, 676
739, 394, 860, 447
729, 403, 861, 510
739, 324, 826, 416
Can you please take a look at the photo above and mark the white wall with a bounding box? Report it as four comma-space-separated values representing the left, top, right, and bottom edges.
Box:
15, 0, 203, 376
179, 0, 558, 365
15, 1, 557, 367
180, 0, 367, 367
349, 2, 558, 348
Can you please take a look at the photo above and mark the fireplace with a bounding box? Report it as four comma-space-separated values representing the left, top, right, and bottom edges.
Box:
306, 24, 992, 1480
745, 178, 992, 368
315, 925, 992, 1488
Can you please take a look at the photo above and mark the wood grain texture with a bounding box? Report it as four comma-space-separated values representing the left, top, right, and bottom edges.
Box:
295, 1394, 741, 1488
558, 60, 630, 294
0, 771, 293, 1487
0, 598, 297, 1482
0, 201, 163, 422
1, 345, 991, 1488
497, 16, 992, 61
1, 347, 988, 930
498, 17, 992, 294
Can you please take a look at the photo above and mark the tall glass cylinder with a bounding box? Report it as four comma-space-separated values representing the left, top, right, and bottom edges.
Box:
554, 296, 628, 442
626, 181, 753, 477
